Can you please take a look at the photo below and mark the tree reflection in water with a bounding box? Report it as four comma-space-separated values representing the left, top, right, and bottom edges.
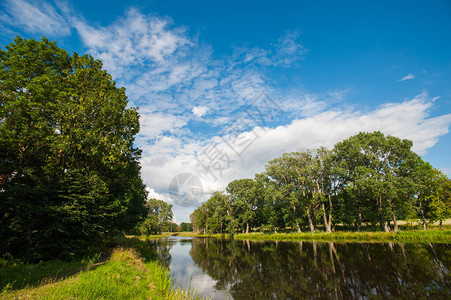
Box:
188, 238, 450, 299
134, 237, 174, 268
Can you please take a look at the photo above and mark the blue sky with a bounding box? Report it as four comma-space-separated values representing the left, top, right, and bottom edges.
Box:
1, 0, 451, 223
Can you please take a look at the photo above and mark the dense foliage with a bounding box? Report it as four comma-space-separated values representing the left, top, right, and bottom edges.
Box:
136, 198, 174, 235
191, 132, 451, 234
180, 222, 193, 232
0, 37, 147, 260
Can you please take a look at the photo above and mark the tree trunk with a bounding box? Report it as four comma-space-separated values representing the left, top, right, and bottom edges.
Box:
440, 219, 443, 230
392, 205, 398, 232
357, 189, 362, 232
296, 220, 302, 233
307, 206, 315, 233
246, 222, 249, 234
322, 202, 332, 233
293, 206, 301, 233
419, 201, 427, 230
357, 208, 363, 232
378, 196, 385, 231
384, 221, 390, 232
328, 194, 333, 232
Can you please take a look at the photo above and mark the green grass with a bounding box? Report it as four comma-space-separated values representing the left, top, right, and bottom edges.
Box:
176, 229, 451, 243
234, 229, 451, 243
1, 236, 203, 300
0, 258, 89, 291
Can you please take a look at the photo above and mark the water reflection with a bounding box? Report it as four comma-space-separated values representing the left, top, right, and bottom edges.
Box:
157, 237, 450, 299
161, 236, 231, 299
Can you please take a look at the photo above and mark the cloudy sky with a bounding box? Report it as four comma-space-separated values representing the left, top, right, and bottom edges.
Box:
2, 0, 451, 223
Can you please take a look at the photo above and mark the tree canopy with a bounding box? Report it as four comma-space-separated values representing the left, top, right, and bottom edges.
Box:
137, 198, 173, 235
0, 37, 147, 260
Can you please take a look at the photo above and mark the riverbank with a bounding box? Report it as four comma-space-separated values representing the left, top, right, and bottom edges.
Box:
0, 236, 201, 299
177, 229, 451, 243
235, 230, 451, 243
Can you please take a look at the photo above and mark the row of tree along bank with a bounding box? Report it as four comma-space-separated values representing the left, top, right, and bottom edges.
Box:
190, 131, 451, 234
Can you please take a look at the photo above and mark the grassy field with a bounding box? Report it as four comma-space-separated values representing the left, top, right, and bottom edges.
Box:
0, 236, 201, 300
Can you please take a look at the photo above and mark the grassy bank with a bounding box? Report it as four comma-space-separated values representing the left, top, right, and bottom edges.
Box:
1, 237, 201, 300
176, 232, 229, 239
234, 229, 451, 243
177, 229, 451, 243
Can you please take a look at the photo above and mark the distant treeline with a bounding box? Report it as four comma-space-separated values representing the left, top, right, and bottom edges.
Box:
190, 131, 451, 234
134, 198, 193, 234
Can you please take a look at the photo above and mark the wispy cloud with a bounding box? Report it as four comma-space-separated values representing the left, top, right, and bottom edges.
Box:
72, 8, 193, 82
0, 0, 70, 36
67, 6, 280, 135
399, 73, 416, 81
231, 30, 306, 68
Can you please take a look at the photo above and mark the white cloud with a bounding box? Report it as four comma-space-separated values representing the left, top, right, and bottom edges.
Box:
137, 110, 188, 142
192, 106, 209, 117
0, 0, 71, 36
399, 73, 416, 81
145, 187, 165, 200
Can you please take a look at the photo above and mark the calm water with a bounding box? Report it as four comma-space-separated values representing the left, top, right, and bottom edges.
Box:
151, 236, 450, 299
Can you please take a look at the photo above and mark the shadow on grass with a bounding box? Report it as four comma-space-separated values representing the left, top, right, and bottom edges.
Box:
0, 259, 88, 291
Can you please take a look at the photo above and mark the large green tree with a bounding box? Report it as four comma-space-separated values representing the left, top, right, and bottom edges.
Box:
137, 198, 173, 235
0, 37, 146, 260
334, 131, 419, 232
226, 179, 261, 233
427, 169, 451, 229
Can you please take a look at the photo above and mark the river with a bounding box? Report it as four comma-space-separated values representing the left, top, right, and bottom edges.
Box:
150, 236, 450, 299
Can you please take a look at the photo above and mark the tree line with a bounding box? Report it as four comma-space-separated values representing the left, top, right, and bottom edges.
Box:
190, 131, 451, 234
134, 198, 192, 234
